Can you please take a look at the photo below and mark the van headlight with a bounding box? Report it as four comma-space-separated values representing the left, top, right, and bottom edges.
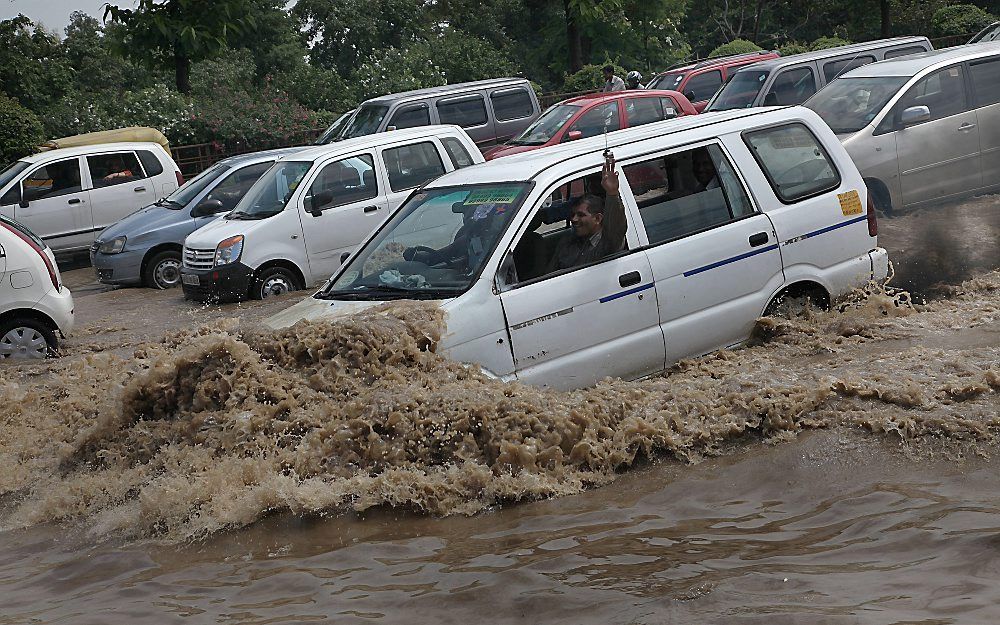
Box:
214, 235, 244, 266
98, 236, 127, 254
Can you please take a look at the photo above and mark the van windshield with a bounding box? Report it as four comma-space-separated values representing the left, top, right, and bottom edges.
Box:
340, 104, 389, 139
706, 69, 769, 110
648, 72, 685, 91
228, 161, 312, 220
320, 183, 531, 299
0, 161, 29, 191
163, 162, 231, 208
805, 76, 908, 134
510, 104, 580, 145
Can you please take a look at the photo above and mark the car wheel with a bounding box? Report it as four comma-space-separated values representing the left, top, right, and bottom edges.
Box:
0, 317, 57, 360
253, 266, 299, 300
143, 250, 183, 289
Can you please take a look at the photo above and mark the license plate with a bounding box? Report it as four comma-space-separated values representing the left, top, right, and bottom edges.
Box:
181, 274, 200, 286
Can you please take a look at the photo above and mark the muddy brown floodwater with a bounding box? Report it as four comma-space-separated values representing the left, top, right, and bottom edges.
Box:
0, 196, 998, 624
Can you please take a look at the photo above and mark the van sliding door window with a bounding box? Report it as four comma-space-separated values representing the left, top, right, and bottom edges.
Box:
389, 105, 430, 129
968, 58, 1000, 107
88, 152, 144, 188
621, 144, 754, 245
823, 55, 875, 82
382, 142, 445, 192
437, 95, 488, 128
744, 123, 840, 202
491, 89, 534, 121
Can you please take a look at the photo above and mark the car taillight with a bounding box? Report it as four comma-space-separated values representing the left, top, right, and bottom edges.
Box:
0, 221, 60, 290
175, 170, 185, 186
866, 193, 878, 237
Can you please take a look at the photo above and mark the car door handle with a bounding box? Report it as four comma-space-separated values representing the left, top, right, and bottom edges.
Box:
363, 205, 379, 213
67, 198, 82, 205
958, 123, 977, 131
619, 271, 641, 287
749, 232, 769, 247
133, 186, 147, 192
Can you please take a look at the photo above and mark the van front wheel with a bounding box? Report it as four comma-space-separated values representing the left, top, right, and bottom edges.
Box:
253, 266, 299, 299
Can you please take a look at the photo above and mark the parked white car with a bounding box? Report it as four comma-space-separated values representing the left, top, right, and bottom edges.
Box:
180, 125, 483, 302
267, 107, 888, 390
0, 214, 74, 359
0, 142, 182, 254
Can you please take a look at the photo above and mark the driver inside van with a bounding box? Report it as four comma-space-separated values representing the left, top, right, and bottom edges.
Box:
547, 152, 626, 272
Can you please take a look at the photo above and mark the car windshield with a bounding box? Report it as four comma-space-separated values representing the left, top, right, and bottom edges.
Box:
0, 161, 29, 191
228, 161, 312, 220
321, 183, 531, 299
648, 72, 685, 91
340, 104, 389, 139
706, 69, 769, 110
805, 76, 909, 134
164, 162, 231, 208
315, 109, 356, 145
510, 104, 580, 145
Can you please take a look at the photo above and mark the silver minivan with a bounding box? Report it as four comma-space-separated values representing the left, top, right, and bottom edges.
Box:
706, 36, 932, 111
805, 42, 1000, 214
338, 78, 541, 150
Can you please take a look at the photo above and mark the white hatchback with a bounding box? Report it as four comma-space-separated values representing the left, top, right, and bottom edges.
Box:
0, 142, 182, 254
0, 215, 74, 360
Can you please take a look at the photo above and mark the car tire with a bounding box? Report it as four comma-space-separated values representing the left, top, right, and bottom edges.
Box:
143, 250, 183, 289
0, 317, 57, 360
252, 266, 299, 300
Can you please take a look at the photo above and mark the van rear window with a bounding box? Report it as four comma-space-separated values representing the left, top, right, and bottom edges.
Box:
137, 150, 164, 177
491, 88, 534, 121
743, 123, 841, 203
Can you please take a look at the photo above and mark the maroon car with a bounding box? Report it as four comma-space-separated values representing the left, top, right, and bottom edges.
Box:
646, 51, 780, 111
484, 90, 698, 161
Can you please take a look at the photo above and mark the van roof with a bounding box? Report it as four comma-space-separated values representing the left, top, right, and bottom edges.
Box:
656, 50, 778, 75
276, 125, 466, 162
19, 141, 167, 164
732, 36, 931, 74
841, 40, 1000, 78
428, 107, 780, 186
362, 78, 531, 106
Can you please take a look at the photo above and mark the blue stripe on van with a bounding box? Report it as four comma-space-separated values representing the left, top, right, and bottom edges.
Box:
683, 244, 779, 277
798, 214, 868, 240
600, 282, 655, 303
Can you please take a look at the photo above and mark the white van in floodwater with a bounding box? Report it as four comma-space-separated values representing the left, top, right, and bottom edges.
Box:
180, 125, 482, 301
267, 107, 889, 390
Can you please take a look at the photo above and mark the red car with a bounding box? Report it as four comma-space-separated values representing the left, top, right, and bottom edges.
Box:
646, 51, 780, 111
484, 90, 697, 161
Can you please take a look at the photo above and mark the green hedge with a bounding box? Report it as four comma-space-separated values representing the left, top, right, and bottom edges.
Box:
810, 36, 852, 50
561, 63, 627, 93
931, 4, 997, 38
0, 94, 43, 164
708, 39, 762, 58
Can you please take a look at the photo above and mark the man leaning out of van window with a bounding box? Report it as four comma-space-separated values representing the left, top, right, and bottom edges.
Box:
547, 153, 626, 272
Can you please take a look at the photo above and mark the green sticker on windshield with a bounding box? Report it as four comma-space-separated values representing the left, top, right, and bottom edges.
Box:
464, 187, 520, 205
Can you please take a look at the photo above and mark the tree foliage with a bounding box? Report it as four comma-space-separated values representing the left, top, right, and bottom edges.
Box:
0, 94, 44, 163
931, 3, 997, 37
709, 39, 762, 57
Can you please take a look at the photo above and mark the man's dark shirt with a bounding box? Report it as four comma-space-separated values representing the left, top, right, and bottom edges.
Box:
547, 192, 627, 272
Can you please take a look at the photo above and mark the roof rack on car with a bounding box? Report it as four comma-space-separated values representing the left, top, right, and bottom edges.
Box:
660, 50, 775, 74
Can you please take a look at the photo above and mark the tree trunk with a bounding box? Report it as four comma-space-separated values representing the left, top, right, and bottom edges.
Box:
563, 0, 583, 73
880, 0, 891, 37
175, 50, 191, 94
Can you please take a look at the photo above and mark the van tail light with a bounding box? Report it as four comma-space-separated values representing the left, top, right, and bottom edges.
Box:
175, 170, 185, 187
866, 193, 878, 237
0, 221, 60, 290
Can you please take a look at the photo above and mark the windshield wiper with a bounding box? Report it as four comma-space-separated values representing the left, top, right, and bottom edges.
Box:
316, 285, 457, 301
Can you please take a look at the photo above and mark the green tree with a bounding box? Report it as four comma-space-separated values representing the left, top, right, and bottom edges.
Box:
0, 93, 44, 163
104, 0, 255, 93
0, 15, 72, 111
931, 3, 997, 37
709, 38, 762, 57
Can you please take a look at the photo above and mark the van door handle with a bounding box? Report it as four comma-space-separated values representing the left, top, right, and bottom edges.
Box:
958, 123, 977, 131
619, 271, 641, 287
749, 232, 769, 247
67, 198, 82, 205
363, 205, 379, 213
133, 186, 147, 192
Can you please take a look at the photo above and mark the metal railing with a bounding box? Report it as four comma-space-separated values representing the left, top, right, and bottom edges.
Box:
170, 127, 327, 177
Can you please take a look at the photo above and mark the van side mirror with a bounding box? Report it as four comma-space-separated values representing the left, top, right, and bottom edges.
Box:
567, 130, 583, 141
900, 105, 930, 127
684, 90, 697, 102
308, 189, 334, 216
386, 125, 397, 132
18, 188, 28, 209
192, 198, 224, 217
340, 251, 351, 265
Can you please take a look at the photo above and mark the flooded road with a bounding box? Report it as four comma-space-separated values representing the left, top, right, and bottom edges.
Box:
0, 196, 998, 624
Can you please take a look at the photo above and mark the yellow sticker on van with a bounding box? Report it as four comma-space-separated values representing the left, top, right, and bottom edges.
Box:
838, 190, 863, 216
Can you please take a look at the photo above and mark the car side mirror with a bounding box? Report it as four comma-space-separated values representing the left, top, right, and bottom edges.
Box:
386, 125, 397, 132
684, 90, 697, 102
18, 189, 29, 209
192, 198, 224, 217
340, 251, 351, 265
308, 189, 334, 216
900, 105, 930, 127
567, 130, 583, 141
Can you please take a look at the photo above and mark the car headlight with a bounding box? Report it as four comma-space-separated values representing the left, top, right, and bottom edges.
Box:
98, 236, 127, 254
214, 235, 244, 266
